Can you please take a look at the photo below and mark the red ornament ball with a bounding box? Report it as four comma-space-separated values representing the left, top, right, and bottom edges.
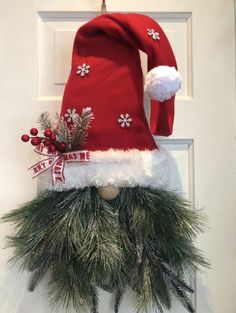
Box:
49, 132, 56, 141
30, 128, 38, 136
58, 142, 67, 151
21, 134, 30, 142
43, 139, 51, 147
31, 137, 41, 146
48, 145, 56, 153
44, 128, 53, 138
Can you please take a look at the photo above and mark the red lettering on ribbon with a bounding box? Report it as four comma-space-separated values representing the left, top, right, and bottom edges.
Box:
29, 149, 90, 184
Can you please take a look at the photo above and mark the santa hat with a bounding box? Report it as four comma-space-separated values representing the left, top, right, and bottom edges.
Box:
40, 13, 181, 191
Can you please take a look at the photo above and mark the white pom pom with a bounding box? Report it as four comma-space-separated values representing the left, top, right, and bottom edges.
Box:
145, 66, 182, 102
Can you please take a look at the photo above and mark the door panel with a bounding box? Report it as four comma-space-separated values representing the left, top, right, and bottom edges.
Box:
0, 1, 235, 312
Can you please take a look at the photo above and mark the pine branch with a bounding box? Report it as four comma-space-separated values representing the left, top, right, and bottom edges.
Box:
80, 191, 122, 279
55, 113, 71, 148
160, 262, 194, 293
135, 261, 165, 313
48, 260, 93, 313
37, 112, 53, 130
89, 285, 99, 313
99, 276, 116, 293
70, 107, 94, 150
171, 281, 195, 313
28, 265, 48, 291
114, 288, 125, 313
2, 186, 208, 313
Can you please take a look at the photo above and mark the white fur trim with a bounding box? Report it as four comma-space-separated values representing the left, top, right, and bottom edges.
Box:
38, 148, 170, 192
145, 66, 181, 102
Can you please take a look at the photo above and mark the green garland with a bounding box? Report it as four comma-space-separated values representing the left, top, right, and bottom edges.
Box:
2, 187, 209, 313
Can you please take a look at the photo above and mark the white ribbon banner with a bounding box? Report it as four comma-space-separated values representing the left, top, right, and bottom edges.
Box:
28, 143, 90, 184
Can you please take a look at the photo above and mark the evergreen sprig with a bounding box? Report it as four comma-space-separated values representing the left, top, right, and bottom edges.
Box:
36, 109, 94, 151
2, 187, 209, 313
70, 107, 94, 150
80, 190, 122, 281
37, 112, 54, 131
55, 112, 71, 148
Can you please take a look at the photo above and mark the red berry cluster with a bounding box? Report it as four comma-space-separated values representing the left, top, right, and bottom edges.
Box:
21, 128, 67, 153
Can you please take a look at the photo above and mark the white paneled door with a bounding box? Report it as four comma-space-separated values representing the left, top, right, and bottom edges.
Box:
0, 1, 235, 313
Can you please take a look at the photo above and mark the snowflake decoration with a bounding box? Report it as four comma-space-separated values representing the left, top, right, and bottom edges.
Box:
77, 63, 90, 77
64, 108, 79, 123
118, 113, 133, 128
147, 28, 160, 41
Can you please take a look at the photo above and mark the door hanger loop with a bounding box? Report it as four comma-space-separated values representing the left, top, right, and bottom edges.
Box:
101, 0, 107, 14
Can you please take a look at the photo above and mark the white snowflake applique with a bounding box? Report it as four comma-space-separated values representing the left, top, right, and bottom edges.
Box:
147, 28, 160, 41
64, 108, 79, 123
77, 63, 90, 77
118, 113, 133, 128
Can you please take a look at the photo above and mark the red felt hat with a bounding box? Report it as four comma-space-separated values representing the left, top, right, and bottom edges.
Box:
40, 13, 181, 191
